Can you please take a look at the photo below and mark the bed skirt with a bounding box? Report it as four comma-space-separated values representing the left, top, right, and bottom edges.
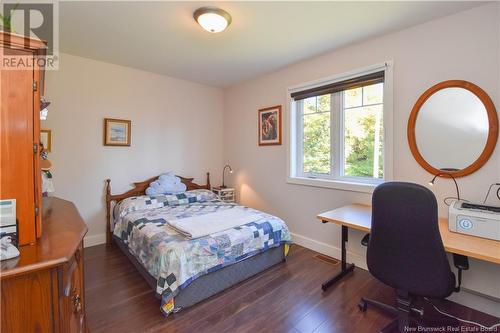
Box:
113, 235, 287, 311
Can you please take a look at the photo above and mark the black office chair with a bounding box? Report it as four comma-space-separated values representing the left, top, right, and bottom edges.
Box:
358, 182, 469, 333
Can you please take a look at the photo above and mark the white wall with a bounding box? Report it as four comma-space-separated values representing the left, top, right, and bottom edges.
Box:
223, 4, 500, 315
43, 53, 224, 245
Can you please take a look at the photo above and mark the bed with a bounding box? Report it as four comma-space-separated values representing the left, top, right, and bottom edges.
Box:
105, 173, 292, 316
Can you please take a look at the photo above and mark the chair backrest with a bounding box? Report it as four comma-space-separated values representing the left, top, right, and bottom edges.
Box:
367, 182, 455, 298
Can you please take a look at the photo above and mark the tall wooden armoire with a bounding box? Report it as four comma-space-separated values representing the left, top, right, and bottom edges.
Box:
1, 31, 46, 245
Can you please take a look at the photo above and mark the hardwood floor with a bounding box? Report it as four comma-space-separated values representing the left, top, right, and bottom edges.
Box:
84, 244, 498, 333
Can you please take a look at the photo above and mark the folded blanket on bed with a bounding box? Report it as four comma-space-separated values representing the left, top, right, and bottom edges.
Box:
167, 208, 260, 239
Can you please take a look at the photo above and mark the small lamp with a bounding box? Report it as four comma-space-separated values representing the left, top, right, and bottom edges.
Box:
428, 172, 460, 201
221, 164, 233, 189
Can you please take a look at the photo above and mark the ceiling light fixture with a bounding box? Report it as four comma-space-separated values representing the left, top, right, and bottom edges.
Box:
193, 7, 231, 33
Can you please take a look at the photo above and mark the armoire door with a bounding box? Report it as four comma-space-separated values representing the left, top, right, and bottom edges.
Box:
0, 48, 37, 245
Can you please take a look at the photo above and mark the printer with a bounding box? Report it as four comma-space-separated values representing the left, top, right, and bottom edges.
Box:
448, 200, 500, 241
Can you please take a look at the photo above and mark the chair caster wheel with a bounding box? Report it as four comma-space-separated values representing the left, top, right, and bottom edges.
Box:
358, 300, 367, 312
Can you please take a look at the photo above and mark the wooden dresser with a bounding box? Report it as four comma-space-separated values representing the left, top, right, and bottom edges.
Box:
1, 198, 88, 333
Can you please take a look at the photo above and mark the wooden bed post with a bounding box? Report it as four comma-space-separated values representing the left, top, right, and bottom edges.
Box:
206, 172, 211, 190
105, 179, 112, 246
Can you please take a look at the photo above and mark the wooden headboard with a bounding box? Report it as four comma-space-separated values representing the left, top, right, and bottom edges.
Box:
105, 172, 210, 245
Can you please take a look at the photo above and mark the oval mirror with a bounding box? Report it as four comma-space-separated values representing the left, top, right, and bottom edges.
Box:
408, 80, 498, 178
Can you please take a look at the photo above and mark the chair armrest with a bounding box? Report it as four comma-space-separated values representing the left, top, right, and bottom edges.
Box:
453, 254, 469, 271
361, 233, 370, 247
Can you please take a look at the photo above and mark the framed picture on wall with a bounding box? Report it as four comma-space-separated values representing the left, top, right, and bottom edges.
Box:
103, 118, 131, 146
40, 129, 52, 152
258, 105, 282, 146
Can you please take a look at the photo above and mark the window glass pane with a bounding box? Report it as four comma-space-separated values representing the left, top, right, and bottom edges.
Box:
344, 87, 362, 108
303, 97, 317, 114
363, 83, 383, 105
303, 94, 330, 114
344, 104, 384, 178
317, 94, 330, 112
303, 112, 331, 174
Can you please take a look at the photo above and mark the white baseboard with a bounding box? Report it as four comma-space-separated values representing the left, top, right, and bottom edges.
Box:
291, 232, 367, 270
84, 233, 106, 248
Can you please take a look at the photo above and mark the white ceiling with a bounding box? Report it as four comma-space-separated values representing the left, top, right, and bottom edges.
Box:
59, 1, 483, 87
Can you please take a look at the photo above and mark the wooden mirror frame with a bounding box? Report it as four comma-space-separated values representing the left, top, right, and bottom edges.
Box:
408, 80, 498, 178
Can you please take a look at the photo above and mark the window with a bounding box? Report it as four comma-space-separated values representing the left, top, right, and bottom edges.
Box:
288, 64, 392, 191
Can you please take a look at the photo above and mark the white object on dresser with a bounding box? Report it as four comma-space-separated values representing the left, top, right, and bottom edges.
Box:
0, 199, 16, 227
212, 187, 236, 203
0, 236, 20, 260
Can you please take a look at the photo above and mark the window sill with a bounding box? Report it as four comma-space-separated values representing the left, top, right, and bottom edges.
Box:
286, 176, 379, 194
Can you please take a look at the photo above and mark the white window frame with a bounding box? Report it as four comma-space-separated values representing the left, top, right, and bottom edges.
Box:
286, 62, 394, 194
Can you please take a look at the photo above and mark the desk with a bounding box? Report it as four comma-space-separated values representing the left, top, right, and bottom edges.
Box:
317, 204, 500, 290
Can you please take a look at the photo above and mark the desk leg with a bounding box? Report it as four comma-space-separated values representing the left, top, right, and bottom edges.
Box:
321, 225, 355, 291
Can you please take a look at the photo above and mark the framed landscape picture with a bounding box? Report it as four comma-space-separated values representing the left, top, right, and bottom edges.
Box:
258, 105, 282, 146
40, 129, 52, 152
104, 118, 131, 146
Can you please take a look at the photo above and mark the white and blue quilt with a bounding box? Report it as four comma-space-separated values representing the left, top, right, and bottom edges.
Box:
112, 190, 291, 316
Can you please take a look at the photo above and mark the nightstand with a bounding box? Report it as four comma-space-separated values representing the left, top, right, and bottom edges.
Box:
212, 187, 236, 203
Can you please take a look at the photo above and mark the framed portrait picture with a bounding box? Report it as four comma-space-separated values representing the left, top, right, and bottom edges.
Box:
258, 105, 282, 146
104, 118, 131, 146
40, 129, 52, 152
